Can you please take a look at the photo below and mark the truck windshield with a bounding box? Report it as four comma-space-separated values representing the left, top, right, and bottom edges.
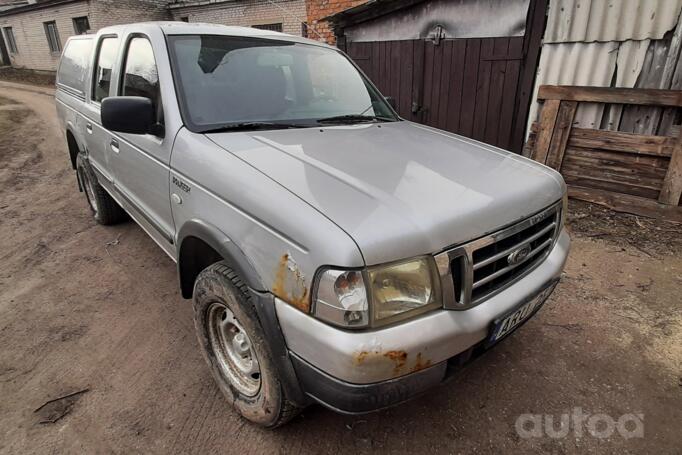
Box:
167, 35, 398, 132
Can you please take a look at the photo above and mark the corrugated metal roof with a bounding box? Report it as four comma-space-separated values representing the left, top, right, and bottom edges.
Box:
544, 0, 682, 43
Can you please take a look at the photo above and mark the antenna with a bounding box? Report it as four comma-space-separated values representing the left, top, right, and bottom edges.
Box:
262, 0, 326, 41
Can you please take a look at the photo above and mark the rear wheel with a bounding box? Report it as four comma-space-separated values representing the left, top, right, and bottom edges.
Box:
76, 154, 126, 225
193, 262, 300, 427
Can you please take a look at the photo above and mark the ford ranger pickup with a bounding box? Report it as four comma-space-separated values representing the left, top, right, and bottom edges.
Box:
55, 22, 570, 427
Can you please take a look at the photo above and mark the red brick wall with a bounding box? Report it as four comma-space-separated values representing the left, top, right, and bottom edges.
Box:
306, 0, 368, 44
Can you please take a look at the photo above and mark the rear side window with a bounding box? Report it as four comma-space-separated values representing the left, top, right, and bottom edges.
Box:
57, 39, 94, 96
93, 37, 119, 103
121, 37, 162, 123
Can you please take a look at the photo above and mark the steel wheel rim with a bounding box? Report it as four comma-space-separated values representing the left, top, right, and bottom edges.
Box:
80, 168, 99, 214
207, 302, 261, 397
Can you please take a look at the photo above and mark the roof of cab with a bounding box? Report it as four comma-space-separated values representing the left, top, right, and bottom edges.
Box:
95, 21, 333, 49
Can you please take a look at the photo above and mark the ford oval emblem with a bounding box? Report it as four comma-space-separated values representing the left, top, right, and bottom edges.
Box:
507, 244, 531, 265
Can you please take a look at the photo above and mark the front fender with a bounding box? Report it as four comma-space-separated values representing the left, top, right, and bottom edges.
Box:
176, 219, 308, 406
176, 219, 266, 296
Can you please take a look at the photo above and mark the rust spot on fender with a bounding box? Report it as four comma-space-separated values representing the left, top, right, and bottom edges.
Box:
384, 350, 408, 373
272, 253, 310, 313
410, 352, 432, 372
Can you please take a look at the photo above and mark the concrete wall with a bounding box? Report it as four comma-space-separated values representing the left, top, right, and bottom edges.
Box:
0, 0, 171, 71
169, 0, 307, 37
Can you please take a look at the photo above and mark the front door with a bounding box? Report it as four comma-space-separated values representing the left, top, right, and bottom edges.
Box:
109, 34, 175, 256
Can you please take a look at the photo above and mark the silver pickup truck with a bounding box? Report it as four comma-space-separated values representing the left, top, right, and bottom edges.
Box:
55, 22, 570, 427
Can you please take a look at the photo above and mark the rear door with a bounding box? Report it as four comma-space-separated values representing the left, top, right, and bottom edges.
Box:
82, 34, 119, 187
108, 32, 175, 256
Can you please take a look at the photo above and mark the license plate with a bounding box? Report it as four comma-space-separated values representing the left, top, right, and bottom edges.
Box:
487, 280, 558, 345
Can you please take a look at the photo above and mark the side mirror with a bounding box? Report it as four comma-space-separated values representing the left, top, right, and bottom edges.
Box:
101, 96, 154, 135
385, 96, 397, 109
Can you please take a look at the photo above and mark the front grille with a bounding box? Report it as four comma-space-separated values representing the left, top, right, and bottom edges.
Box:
435, 202, 562, 309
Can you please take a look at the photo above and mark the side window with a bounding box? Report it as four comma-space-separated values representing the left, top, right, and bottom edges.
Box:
121, 37, 162, 125
57, 38, 94, 95
93, 37, 119, 103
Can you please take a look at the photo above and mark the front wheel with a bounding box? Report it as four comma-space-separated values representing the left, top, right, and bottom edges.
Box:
192, 262, 300, 427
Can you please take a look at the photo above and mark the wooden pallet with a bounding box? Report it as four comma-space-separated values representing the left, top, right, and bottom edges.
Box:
530, 85, 682, 223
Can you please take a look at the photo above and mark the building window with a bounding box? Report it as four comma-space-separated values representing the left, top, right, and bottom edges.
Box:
72, 16, 90, 35
180, 16, 189, 22
301, 22, 308, 38
3, 27, 17, 54
43, 21, 61, 53
252, 23, 283, 32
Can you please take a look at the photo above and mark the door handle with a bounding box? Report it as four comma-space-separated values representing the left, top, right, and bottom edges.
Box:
86, 123, 93, 134
110, 138, 119, 153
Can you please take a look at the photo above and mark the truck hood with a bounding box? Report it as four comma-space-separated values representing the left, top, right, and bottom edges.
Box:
207, 121, 564, 265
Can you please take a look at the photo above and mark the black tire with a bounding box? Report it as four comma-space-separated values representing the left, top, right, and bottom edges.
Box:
76, 154, 127, 225
192, 262, 300, 428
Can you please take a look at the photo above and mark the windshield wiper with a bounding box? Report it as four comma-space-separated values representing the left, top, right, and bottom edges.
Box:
202, 121, 309, 133
316, 114, 394, 124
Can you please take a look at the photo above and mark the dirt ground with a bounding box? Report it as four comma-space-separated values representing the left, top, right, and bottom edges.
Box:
0, 83, 680, 454
0, 68, 55, 88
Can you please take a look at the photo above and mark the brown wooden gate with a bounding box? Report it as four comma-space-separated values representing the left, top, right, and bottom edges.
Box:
342, 0, 546, 154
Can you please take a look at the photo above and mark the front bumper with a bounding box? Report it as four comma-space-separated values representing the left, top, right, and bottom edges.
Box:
290, 350, 449, 414
275, 228, 570, 411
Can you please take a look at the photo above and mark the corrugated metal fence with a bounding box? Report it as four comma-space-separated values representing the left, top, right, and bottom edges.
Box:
527, 0, 682, 140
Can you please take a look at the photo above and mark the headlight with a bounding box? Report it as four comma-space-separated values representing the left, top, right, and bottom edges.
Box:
313, 269, 369, 327
312, 257, 441, 328
368, 257, 441, 322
